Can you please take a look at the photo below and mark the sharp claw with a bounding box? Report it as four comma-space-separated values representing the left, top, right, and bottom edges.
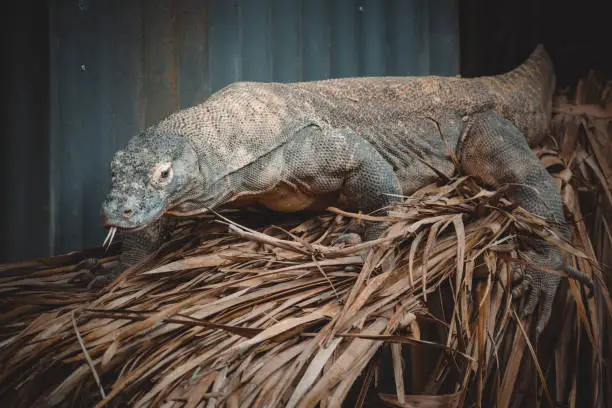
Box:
521, 285, 540, 319
85, 267, 121, 290
334, 233, 362, 246
512, 278, 530, 298
86, 276, 111, 290
70, 270, 95, 284
512, 269, 533, 299
535, 288, 556, 340
535, 311, 549, 341
510, 264, 524, 284
75, 258, 100, 272
534, 325, 544, 341
562, 264, 595, 297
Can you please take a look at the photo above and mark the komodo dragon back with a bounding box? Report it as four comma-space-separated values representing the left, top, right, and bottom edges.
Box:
147, 44, 555, 186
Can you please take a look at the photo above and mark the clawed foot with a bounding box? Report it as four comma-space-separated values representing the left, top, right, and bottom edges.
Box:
71, 258, 120, 290
512, 268, 558, 339
333, 232, 363, 247
333, 232, 395, 273
333, 233, 364, 272
511, 256, 594, 340
85, 273, 120, 290
70, 258, 102, 284
561, 264, 595, 296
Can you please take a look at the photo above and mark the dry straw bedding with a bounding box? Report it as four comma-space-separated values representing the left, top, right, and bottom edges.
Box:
0, 75, 611, 407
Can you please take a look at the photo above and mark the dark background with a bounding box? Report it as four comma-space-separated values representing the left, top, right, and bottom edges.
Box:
1, 0, 610, 263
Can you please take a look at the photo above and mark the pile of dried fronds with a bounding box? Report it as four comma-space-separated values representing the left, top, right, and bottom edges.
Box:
1, 75, 611, 408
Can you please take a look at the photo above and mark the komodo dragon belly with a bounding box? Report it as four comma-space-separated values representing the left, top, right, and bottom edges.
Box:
225, 181, 341, 213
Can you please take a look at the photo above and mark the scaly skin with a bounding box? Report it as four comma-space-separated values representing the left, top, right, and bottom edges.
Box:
99, 45, 589, 337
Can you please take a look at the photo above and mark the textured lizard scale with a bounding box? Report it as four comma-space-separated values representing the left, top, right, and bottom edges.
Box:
119, 217, 171, 267
102, 45, 574, 337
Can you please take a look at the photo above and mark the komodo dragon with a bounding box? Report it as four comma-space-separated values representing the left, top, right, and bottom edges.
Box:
93, 45, 590, 337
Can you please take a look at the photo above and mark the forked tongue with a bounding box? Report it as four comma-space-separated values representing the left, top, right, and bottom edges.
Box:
102, 226, 118, 250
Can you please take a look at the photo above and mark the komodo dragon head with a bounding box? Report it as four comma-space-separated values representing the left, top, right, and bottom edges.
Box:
100, 81, 309, 245
101, 129, 203, 234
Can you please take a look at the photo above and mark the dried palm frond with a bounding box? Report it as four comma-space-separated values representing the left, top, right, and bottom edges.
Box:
0, 76, 611, 408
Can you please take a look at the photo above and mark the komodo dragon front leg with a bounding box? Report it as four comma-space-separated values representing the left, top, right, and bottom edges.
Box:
235, 123, 403, 241
459, 111, 584, 337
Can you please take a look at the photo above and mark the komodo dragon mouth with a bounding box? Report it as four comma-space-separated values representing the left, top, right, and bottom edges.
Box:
101, 208, 168, 249
101, 195, 206, 249
102, 224, 147, 250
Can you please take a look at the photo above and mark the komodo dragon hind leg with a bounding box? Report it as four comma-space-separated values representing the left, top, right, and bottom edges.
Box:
458, 111, 594, 340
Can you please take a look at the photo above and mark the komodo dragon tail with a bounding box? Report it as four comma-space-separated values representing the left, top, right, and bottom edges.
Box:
483, 44, 556, 146
501, 44, 556, 106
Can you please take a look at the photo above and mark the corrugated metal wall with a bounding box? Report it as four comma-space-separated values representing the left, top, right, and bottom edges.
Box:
39, 0, 459, 260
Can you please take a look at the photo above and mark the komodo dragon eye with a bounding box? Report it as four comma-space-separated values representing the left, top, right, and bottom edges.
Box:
150, 162, 173, 187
